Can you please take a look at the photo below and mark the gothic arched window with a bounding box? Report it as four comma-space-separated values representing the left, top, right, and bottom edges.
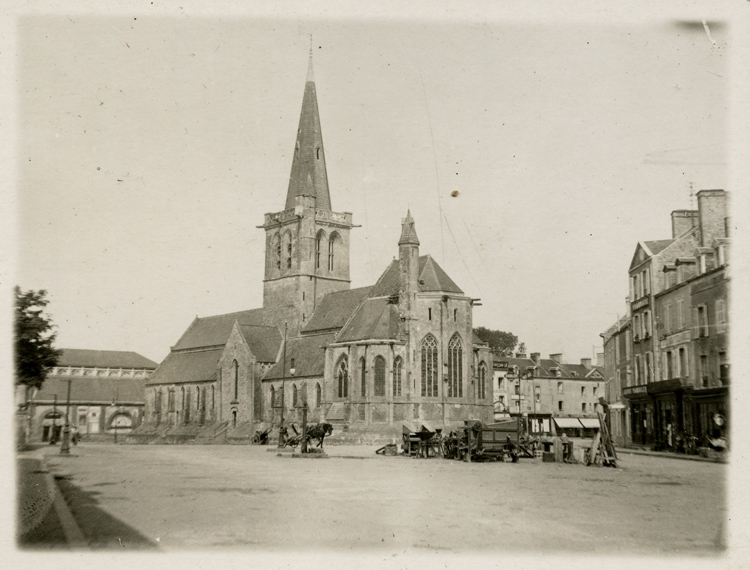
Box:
336, 356, 348, 398
316, 231, 326, 270
316, 383, 322, 408
360, 357, 366, 397
374, 356, 386, 397
270, 386, 276, 408
233, 360, 239, 400
478, 361, 487, 400
293, 384, 298, 407
274, 234, 281, 270
393, 357, 403, 397
448, 334, 463, 398
328, 233, 339, 272
421, 334, 438, 397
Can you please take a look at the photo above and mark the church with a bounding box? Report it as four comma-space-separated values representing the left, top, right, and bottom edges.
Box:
141, 52, 493, 443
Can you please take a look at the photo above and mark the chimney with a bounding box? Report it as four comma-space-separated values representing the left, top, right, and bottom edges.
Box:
550, 353, 563, 364
596, 352, 604, 367
530, 352, 541, 365
515, 352, 527, 359
697, 189, 728, 247
580, 358, 592, 368
670, 210, 699, 239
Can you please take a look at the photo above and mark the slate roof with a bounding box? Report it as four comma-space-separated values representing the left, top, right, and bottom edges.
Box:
494, 357, 603, 381
336, 298, 400, 342
419, 255, 463, 293
147, 349, 223, 385
368, 255, 463, 298
33, 375, 146, 404
172, 308, 265, 351
472, 332, 487, 346
302, 287, 372, 334
560, 363, 591, 378
644, 240, 674, 256
239, 325, 282, 362
263, 333, 336, 380
285, 54, 331, 211
57, 349, 157, 370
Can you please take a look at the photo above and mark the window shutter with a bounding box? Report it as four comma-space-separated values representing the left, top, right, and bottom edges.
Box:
693, 308, 700, 339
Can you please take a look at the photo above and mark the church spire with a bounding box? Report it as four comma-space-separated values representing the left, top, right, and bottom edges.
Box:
398, 209, 420, 246
285, 48, 331, 211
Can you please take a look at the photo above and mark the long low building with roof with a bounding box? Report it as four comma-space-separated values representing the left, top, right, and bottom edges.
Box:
27, 348, 157, 442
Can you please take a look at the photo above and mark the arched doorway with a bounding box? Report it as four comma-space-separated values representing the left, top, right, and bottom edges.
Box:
41, 411, 65, 442
108, 412, 133, 433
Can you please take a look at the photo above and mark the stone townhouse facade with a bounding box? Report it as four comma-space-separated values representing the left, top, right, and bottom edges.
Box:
601, 314, 631, 447
493, 352, 605, 435
610, 189, 730, 449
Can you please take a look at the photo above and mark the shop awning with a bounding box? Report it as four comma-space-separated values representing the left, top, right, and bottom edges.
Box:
554, 418, 583, 429
578, 418, 601, 429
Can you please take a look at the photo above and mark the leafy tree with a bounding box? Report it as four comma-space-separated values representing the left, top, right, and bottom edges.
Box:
15, 287, 62, 389
473, 327, 520, 357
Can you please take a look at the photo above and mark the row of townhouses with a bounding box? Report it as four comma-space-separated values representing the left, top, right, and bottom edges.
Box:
601, 189, 730, 450
493, 352, 606, 436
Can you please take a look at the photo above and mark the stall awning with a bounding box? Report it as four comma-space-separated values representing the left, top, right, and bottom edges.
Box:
554, 418, 583, 429
579, 418, 601, 429
420, 421, 437, 432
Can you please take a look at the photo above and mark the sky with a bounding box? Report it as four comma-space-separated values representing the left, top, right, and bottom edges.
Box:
7, 2, 740, 366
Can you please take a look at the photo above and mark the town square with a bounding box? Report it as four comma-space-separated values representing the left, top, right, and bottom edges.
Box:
8, 2, 748, 567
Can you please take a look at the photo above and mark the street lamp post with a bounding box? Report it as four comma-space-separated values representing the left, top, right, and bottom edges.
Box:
50, 394, 57, 445
60, 379, 72, 455
111, 375, 120, 443
277, 322, 288, 448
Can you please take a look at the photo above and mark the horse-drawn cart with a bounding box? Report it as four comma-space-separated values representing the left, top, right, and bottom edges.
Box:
444, 418, 534, 462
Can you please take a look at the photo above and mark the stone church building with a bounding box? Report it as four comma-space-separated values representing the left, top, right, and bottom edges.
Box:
141, 53, 492, 442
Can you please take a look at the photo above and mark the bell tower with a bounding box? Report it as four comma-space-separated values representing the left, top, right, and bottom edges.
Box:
260, 50, 353, 335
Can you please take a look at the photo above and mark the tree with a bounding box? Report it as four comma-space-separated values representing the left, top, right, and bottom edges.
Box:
15, 287, 62, 390
473, 327, 520, 357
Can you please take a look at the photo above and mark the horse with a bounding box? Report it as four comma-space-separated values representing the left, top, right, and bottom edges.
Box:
305, 422, 334, 450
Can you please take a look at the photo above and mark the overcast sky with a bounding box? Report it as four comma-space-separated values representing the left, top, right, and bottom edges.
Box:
9, 2, 739, 364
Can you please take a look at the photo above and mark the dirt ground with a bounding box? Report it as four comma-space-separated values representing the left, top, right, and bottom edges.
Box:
34, 443, 726, 556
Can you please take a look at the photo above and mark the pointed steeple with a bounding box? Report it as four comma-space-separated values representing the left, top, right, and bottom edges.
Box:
285, 49, 331, 211
398, 210, 420, 246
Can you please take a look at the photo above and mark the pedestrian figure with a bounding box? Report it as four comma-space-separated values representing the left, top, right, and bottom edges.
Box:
71, 427, 79, 446
666, 423, 673, 448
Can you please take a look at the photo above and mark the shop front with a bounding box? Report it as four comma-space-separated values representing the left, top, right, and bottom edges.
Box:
648, 379, 684, 451
688, 386, 728, 446
623, 384, 652, 446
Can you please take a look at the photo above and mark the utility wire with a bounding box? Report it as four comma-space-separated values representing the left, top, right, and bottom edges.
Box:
414, 57, 445, 262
